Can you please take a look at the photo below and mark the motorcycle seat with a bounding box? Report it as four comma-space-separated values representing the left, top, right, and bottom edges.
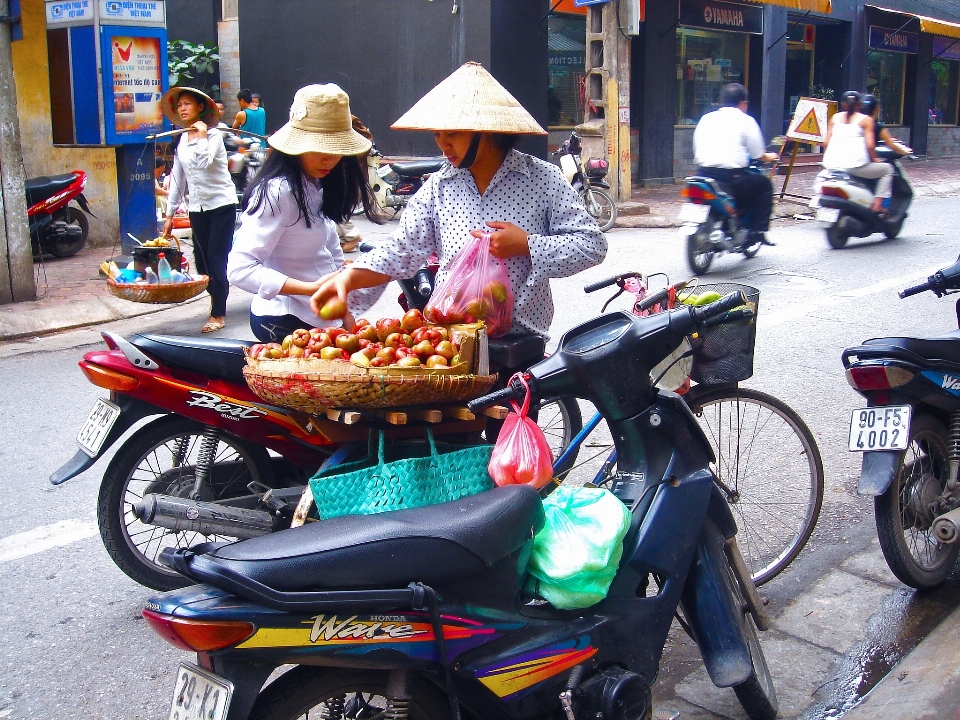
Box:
25, 174, 77, 206
488, 334, 545, 369
862, 330, 960, 366
168, 485, 544, 593
130, 334, 253, 384
684, 176, 733, 201
390, 158, 446, 176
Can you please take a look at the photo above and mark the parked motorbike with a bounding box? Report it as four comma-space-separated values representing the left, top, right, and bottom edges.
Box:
553, 130, 617, 232
52, 324, 581, 592
679, 164, 772, 275
26, 169, 94, 258
143, 290, 778, 720
842, 257, 960, 589
367, 143, 444, 214
811, 147, 914, 249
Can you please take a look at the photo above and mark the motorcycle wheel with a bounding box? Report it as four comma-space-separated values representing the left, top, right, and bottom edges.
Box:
733, 613, 779, 720
875, 414, 960, 589
248, 667, 448, 720
580, 187, 617, 232
97, 415, 276, 591
826, 223, 849, 249
536, 396, 583, 481
686, 223, 714, 274
46, 207, 89, 258
884, 218, 904, 239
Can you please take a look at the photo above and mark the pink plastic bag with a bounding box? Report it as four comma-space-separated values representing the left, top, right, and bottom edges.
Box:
488, 375, 554, 489
423, 233, 514, 337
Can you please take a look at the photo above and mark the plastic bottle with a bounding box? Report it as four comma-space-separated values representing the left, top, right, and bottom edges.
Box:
157, 253, 173, 284
144, 267, 159, 284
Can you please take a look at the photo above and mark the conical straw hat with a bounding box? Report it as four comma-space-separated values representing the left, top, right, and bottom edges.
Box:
392, 62, 546, 135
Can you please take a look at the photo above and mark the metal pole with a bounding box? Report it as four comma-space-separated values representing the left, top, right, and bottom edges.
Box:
0, 0, 35, 303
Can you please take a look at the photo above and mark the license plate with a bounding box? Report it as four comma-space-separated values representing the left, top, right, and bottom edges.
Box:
168, 663, 233, 720
816, 207, 840, 223
76, 398, 121, 457
679, 203, 710, 223
809, 196, 820, 208
848, 406, 911, 452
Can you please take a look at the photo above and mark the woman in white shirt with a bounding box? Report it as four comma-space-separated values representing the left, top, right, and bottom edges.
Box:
160, 88, 236, 333
822, 90, 892, 213
227, 84, 379, 342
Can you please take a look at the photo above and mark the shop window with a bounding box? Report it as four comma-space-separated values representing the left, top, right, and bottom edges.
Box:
930, 59, 959, 125
866, 51, 905, 125
676, 28, 747, 125
548, 14, 586, 128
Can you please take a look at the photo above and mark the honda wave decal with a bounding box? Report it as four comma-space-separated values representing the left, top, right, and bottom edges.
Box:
921, 371, 960, 395
475, 638, 597, 699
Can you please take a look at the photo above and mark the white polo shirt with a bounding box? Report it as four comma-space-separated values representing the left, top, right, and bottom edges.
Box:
694, 107, 767, 169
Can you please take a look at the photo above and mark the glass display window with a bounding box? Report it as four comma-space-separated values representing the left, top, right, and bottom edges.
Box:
548, 13, 587, 128
676, 28, 748, 125
930, 58, 959, 125
866, 51, 906, 125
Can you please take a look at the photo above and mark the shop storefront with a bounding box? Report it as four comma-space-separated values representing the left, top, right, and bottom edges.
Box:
547, 0, 587, 151
930, 37, 960, 126
866, 24, 915, 125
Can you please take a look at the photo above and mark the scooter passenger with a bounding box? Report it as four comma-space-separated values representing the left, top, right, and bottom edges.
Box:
310, 61, 607, 340
822, 91, 893, 214
859, 95, 912, 157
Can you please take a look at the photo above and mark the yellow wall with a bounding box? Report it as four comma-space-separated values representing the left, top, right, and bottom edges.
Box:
12, 0, 120, 248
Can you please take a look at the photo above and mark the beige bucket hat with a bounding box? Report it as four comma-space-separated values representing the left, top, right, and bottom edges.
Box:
392, 62, 546, 136
269, 84, 372, 156
161, 87, 221, 129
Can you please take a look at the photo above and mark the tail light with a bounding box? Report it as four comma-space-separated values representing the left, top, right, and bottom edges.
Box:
680, 185, 716, 202
79, 361, 139, 391
845, 365, 915, 391
142, 609, 256, 652
821, 186, 849, 199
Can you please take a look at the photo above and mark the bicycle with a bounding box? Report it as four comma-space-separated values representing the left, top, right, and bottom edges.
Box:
541, 271, 824, 586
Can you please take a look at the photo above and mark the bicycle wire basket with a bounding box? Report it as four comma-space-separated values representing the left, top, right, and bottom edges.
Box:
678, 283, 760, 385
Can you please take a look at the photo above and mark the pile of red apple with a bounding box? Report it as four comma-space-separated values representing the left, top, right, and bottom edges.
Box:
247, 309, 463, 369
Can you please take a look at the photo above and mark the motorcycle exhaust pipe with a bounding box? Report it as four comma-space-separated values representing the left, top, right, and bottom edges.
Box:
932, 507, 960, 544
132, 494, 275, 539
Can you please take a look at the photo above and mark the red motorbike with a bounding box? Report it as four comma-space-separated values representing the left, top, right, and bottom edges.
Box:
27, 169, 94, 258
52, 329, 579, 591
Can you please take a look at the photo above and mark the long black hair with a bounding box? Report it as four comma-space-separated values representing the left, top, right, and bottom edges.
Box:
840, 90, 861, 120
242, 148, 382, 227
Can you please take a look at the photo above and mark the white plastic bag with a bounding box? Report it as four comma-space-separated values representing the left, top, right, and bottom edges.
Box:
526, 486, 632, 609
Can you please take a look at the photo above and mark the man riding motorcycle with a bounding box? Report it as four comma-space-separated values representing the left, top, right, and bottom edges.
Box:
693, 83, 777, 247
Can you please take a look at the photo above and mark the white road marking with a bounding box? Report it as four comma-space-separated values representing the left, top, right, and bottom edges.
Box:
759, 266, 941, 329
0, 519, 98, 564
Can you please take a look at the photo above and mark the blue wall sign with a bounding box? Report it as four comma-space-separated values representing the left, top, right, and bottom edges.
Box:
933, 36, 960, 62
99, 24, 168, 145
869, 25, 918, 54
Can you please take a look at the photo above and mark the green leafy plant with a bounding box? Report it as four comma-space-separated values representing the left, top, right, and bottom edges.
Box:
168, 40, 220, 96
809, 84, 835, 101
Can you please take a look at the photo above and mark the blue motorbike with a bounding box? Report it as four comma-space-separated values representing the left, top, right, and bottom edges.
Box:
142, 292, 779, 720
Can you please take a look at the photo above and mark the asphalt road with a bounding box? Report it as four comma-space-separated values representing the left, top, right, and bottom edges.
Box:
1, 196, 959, 719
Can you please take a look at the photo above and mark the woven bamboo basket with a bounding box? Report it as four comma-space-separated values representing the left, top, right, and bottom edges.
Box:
243, 358, 498, 412
106, 275, 209, 304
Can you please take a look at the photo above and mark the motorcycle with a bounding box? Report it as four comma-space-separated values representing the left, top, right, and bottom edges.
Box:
842, 257, 960, 589
553, 130, 617, 232
225, 133, 266, 202
52, 325, 581, 592
26, 169, 95, 258
367, 143, 444, 215
143, 290, 778, 720
811, 147, 914, 249
679, 164, 772, 275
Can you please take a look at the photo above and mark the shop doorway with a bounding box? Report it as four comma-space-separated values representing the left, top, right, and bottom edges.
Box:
784, 24, 815, 132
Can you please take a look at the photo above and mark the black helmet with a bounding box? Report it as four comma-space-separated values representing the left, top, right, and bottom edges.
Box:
860, 94, 879, 117
840, 90, 861, 113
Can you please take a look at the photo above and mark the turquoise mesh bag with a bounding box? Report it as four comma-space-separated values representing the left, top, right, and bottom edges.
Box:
309, 429, 495, 520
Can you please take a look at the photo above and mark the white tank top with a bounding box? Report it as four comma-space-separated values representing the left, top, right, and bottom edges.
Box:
823, 118, 870, 169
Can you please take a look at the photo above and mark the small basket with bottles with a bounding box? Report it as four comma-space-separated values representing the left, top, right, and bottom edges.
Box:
102, 236, 208, 304
678, 282, 759, 385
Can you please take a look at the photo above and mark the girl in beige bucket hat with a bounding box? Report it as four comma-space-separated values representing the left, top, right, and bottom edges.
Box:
311, 62, 606, 346
228, 84, 381, 342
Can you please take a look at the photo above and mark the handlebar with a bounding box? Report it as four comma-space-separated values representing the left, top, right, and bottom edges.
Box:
584, 272, 642, 294
899, 281, 931, 299
691, 291, 748, 325
467, 375, 528, 414
637, 287, 670, 312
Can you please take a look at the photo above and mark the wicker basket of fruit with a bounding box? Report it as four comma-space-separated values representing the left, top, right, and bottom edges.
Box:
242, 310, 497, 412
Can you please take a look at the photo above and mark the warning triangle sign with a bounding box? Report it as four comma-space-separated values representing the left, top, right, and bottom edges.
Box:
795, 107, 820, 137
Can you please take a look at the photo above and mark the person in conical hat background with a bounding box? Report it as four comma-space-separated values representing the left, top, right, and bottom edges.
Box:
310, 61, 606, 341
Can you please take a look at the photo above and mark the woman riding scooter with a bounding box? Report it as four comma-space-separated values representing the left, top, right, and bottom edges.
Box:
310, 61, 606, 346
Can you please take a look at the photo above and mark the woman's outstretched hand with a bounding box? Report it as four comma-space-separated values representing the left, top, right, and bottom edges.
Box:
310, 270, 348, 317
472, 221, 529, 258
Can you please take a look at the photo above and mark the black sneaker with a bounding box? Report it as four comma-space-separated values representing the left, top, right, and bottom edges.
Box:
754, 232, 776, 246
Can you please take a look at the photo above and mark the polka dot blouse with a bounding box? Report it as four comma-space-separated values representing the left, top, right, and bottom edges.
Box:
352, 149, 607, 337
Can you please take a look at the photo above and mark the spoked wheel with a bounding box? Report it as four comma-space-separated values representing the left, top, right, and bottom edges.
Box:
580, 187, 617, 232
875, 414, 959, 589
536, 396, 583, 482
97, 415, 275, 591
687, 223, 715, 274
248, 668, 448, 720
686, 386, 824, 585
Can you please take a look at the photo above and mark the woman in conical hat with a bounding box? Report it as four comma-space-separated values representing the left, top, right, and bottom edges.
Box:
310, 62, 606, 341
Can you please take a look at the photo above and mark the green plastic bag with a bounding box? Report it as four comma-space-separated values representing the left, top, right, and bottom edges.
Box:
526, 486, 632, 610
